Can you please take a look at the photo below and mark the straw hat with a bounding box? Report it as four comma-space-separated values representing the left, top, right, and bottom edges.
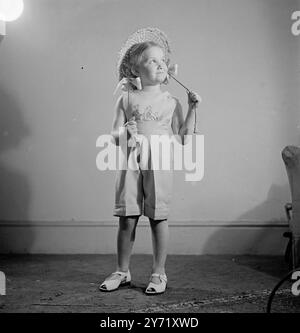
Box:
117, 27, 172, 81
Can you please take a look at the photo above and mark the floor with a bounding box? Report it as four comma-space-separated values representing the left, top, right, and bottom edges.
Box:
0, 254, 299, 313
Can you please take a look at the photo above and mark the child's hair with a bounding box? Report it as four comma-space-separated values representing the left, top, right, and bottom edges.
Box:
119, 41, 170, 90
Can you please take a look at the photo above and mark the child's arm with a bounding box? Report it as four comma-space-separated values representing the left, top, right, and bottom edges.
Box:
171, 99, 185, 145
171, 94, 199, 145
110, 95, 128, 146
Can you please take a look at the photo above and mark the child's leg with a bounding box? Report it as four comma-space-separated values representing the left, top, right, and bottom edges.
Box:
149, 218, 169, 283
116, 215, 139, 272
99, 216, 139, 290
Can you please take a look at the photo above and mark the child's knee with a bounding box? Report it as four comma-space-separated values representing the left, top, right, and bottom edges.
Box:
119, 216, 139, 231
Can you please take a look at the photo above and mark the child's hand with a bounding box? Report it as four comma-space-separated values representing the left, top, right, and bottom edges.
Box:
187, 91, 202, 108
125, 117, 138, 138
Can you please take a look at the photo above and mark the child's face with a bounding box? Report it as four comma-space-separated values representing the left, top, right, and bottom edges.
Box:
135, 46, 168, 85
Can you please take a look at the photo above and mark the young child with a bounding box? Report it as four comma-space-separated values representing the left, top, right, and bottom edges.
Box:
99, 28, 201, 294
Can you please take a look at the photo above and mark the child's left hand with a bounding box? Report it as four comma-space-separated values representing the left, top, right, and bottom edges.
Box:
187, 91, 202, 108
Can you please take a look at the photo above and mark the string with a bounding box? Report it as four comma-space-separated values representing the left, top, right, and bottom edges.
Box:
127, 87, 129, 111
194, 108, 197, 134
127, 88, 130, 144
127, 87, 137, 147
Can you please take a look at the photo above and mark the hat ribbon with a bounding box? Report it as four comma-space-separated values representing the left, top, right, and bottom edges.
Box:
167, 64, 191, 93
113, 77, 142, 95
167, 63, 178, 77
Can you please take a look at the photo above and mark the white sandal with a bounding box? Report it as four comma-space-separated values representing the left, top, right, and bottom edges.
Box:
145, 273, 167, 295
99, 270, 131, 292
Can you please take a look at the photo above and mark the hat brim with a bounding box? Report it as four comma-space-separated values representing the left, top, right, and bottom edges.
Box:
117, 27, 172, 80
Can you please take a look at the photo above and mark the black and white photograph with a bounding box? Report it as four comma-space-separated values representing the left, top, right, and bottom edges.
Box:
0, 0, 300, 323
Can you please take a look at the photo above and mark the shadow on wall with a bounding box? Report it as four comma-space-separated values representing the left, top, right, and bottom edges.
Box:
201, 183, 291, 276
0, 86, 33, 253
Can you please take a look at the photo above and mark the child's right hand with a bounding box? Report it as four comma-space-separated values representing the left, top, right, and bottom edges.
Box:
125, 117, 138, 138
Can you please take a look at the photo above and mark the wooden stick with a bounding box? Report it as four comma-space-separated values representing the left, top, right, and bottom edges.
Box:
168, 73, 191, 93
